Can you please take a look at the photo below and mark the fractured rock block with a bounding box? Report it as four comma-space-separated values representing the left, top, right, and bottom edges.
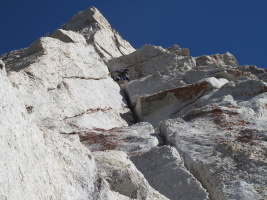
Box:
108, 44, 196, 81
50, 29, 86, 44
132, 77, 227, 127
131, 146, 210, 200
93, 150, 169, 200
160, 103, 267, 199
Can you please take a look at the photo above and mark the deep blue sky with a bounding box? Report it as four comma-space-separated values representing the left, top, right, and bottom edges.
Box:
1, 0, 267, 68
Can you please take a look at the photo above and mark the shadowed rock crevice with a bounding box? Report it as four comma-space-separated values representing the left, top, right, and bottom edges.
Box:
120, 89, 140, 124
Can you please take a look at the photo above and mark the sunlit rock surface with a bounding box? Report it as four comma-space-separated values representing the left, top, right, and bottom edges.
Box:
131, 146, 210, 200
1, 5, 267, 200
160, 81, 267, 199
62, 6, 135, 63
79, 122, 160, 155
1, 31, 133, 133
0, 61, 123, 200
93, 150, 169, 200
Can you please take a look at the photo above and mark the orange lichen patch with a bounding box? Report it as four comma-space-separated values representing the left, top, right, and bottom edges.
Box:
237, 129, 267, 146
211, 108, 232, 130
141, 81, 209, 104
210, 107, 249, 130
79, 132, 119, 151
78, 127, 134, 151
237, 134, 254, 144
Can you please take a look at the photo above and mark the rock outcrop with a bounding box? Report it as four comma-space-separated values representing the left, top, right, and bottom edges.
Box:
93, 150, 169, 199
1, 29, 133, 134
0, 60, 125, 200
1, 5, 267, 200
79, 122, 160, 155
62, 7, 135, 63
131, 146, 210, 200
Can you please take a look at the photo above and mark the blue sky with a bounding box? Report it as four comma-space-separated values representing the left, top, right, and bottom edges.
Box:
1, 0, 267, 68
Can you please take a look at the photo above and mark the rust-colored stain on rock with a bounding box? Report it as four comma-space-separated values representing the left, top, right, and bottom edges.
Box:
141, 81, 209, 104
79, 131, 119, 151
210, 107, 249, 130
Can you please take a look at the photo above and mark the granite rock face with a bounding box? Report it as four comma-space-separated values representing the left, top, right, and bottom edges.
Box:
107, 22, 267, 199
131, 146, 210, 200
108, 42, 265, 128
79, 122, 160, 155
0, 7, 137, 200
133, 77, 229, 126
160, 80, 267, 199
1, 5, 267, 200
108, 44, 196, 81
1, 30, 133, 133
0, 62, 120, 200
93, 150, 169, 200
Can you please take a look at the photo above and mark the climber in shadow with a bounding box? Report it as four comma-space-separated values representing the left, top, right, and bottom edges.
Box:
109, 68, 130, 84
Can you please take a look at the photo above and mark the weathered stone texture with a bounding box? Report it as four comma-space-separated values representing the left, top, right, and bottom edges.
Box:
160, 92, 267, 199
133, 77, 228, 127
3, 33, 133, 133
108, 44, 196, 81
93, 150, 169, 200
79, 122, 160, 155
1, 5, 267, 200
0, 65, 107, 200
131, 146, 210, 200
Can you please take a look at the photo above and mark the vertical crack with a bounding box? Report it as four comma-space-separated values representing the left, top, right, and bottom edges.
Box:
113, 33, 124, 56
